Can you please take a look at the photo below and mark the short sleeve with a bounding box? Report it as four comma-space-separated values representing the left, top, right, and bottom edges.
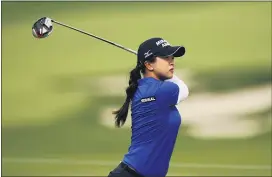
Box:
156, 81, 180, 106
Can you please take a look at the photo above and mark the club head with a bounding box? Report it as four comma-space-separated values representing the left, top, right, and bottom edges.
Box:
32, 17, 53, 39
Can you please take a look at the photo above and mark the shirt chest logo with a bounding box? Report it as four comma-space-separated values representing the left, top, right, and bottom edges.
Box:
141, 96, 156, 103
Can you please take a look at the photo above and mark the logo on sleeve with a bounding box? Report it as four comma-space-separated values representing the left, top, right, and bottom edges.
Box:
141, 96, 156, 103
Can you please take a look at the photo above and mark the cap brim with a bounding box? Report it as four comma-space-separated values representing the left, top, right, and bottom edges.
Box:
157, 46, 185, 58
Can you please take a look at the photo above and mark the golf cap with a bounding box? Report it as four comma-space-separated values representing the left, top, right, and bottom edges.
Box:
137, 37, 185, 64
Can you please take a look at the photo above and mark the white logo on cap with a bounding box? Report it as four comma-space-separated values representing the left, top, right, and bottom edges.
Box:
156, 39, 170, 47
144, 50, 153, 58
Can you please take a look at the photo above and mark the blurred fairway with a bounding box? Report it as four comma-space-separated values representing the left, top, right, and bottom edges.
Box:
2, 2, 271, 176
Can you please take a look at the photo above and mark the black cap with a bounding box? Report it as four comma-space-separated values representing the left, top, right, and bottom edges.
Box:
137, 37, 185, 65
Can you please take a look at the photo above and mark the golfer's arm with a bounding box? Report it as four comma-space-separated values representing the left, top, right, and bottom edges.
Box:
166, 75, 189, 104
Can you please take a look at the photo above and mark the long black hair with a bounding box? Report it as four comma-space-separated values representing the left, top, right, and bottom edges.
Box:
112, 63, 143, 127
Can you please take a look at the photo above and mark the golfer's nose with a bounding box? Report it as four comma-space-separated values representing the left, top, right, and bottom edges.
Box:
169, 58, 174, 65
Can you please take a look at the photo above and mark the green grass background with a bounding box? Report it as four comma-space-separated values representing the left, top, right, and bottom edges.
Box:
2, 2, 271, 176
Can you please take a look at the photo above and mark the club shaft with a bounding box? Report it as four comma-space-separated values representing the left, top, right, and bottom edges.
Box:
51, 19, 137, 55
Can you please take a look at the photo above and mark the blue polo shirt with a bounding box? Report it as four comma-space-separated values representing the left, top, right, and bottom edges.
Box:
123, 77, 181, 177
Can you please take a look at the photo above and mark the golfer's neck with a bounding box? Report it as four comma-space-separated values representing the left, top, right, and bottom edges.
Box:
143, 72, 160, 81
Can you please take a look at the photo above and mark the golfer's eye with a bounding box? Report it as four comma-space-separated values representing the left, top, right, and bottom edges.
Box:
165, 56, 174, 61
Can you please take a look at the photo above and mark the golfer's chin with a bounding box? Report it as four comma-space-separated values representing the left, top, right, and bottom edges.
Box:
160, 72, 174, 81
167, 70, 174, 78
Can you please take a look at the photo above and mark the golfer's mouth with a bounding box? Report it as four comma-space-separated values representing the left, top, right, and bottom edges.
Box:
169, 68, 174, 72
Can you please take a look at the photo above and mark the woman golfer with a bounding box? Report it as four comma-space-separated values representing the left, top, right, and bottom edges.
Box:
108, 37, 189, 177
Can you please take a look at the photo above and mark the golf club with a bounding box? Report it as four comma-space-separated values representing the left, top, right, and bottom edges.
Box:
32, 17, 137, 55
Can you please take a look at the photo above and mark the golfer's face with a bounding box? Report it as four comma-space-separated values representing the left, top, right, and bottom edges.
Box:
153, 56, 175, 80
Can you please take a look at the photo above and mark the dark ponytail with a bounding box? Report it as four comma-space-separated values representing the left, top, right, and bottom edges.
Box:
113, 64, 142, 127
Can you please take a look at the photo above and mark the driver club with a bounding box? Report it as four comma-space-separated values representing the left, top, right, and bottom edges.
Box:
32, 17, 137, 55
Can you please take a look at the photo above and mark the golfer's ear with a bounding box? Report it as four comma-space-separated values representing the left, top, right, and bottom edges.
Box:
144, 61, 153, 71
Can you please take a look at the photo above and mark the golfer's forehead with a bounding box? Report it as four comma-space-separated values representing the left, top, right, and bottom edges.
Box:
157, 56, 174, 60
